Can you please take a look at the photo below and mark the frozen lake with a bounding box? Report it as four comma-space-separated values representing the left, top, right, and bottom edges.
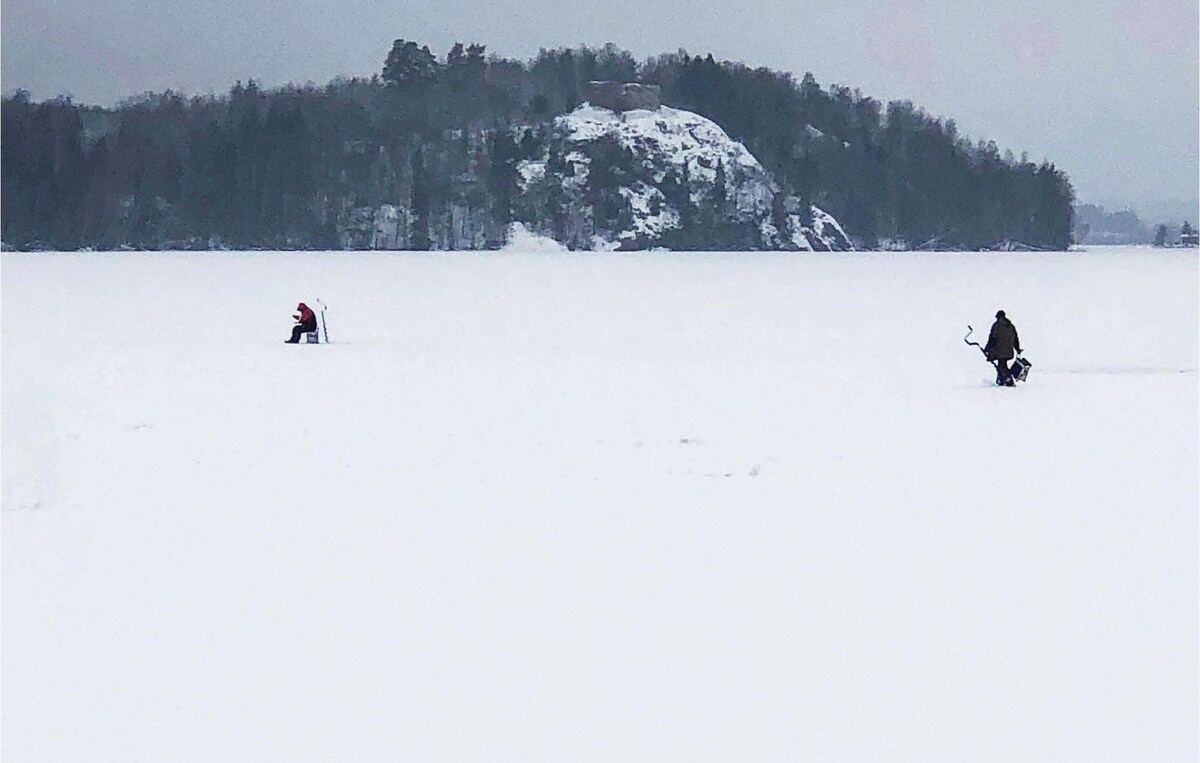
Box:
3, 246, 1197, 760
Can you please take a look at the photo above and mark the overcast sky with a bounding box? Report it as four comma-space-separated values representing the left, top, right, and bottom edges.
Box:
3, 0, 1197, 219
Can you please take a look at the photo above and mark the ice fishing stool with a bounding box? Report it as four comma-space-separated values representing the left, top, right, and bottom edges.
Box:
304, 331, 320, 344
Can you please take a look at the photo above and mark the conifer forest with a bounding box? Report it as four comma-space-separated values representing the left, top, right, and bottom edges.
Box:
1, 41, 1075, 251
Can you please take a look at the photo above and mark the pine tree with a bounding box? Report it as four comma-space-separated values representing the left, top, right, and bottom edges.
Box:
382, 40, 439, 89
409, 147, 431, 250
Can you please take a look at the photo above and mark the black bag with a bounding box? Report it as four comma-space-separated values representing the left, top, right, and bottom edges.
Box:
1010, 355, 1031, 382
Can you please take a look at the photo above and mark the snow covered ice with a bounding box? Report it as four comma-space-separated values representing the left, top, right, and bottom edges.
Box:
2, 246, 1197, 760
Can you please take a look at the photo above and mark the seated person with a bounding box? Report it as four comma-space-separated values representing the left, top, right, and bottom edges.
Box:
286, 302, 317, 343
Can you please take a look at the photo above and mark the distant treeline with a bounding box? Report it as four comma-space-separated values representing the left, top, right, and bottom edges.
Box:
1072, 203, 1197, 246
1073, 203, 1151, 245
1, 41, 1074, 251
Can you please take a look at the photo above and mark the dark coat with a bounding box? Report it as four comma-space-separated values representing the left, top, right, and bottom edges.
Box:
984, 317, 1021, 361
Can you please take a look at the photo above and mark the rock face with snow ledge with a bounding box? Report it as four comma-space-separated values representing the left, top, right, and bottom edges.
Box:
515, 104, 852, 251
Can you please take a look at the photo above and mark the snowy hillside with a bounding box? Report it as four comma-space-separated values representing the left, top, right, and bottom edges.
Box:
517, 104, 851, 251
2, 247, 1196, 760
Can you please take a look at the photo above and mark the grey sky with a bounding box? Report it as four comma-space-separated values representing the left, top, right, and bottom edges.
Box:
3, 0, 1197, 219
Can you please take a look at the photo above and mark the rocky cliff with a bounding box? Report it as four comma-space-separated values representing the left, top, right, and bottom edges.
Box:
514, 104, 852, 251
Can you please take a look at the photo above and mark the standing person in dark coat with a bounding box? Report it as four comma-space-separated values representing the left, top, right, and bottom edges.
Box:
984, 310, 1022, 386
286, 302, 317, 343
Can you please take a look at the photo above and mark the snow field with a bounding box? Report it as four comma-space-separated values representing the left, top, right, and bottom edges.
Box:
2, 247, 1197, 760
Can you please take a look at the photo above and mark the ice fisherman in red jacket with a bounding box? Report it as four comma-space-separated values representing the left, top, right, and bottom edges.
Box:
286, 302, 317, 343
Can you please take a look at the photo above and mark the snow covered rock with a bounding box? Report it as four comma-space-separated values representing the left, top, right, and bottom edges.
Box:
501, 222, 569, 253
516, 104, 852, 251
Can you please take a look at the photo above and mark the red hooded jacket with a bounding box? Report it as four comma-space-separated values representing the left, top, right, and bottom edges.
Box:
295, 303, 317, 330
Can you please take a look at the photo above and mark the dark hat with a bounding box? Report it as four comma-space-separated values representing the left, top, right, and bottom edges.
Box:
995, 310, 1006, 319
297, 302, 307, 309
